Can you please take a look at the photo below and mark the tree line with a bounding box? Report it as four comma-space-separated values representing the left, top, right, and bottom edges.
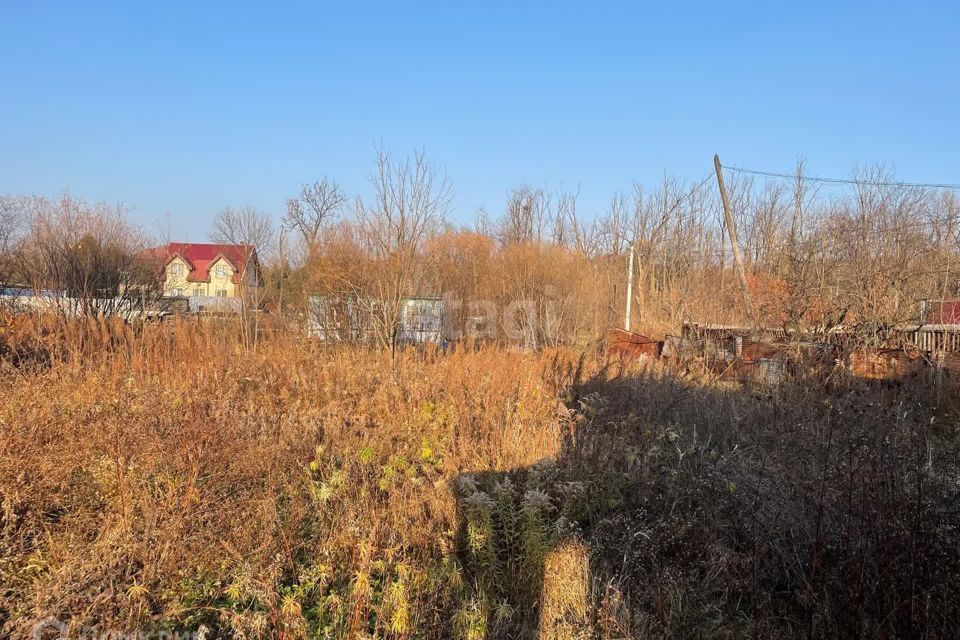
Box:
2, 150, 959, 348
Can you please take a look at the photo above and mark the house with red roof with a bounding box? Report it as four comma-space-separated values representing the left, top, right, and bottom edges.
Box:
145, 242, 262, 300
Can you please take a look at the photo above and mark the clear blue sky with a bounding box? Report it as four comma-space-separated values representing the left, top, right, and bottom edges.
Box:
2, 1, 958, 240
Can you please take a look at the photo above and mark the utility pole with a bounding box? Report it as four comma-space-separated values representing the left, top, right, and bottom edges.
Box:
720, 217, 726, 297
625, 244, 634, 331
714, 154, 754, 324
277, 228, 286, 315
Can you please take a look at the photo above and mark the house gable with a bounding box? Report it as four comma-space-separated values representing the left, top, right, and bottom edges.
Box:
164, 256, 193, 295
208, 257, 236, 296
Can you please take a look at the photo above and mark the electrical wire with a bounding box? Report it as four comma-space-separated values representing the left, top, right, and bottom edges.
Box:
722, 164, 960, 191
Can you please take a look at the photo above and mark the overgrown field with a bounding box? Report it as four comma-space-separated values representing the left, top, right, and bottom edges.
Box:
2, 316, 960, 639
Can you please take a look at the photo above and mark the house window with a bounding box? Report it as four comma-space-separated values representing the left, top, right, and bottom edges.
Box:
194, 287, 202, 297
216, 289, 228, 297
170, 263, 183, 277
171, 288, 182, 297
216, 265, 228, 278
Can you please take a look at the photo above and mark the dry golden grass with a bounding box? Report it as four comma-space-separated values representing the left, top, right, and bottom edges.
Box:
3, 312, 960, 639
540, 540, 590, 640
0, 314, 581, 638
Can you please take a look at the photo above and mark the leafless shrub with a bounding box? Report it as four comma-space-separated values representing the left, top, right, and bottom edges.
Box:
15, 194, 159, 318
0, 195, 27, 288
327, 146, 450, 356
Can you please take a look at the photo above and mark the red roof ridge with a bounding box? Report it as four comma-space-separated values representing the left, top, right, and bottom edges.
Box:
145, 241, 258, 285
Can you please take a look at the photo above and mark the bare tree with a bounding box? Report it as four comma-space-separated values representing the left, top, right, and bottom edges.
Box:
207, 205, 273, 347
285, 178, 346, 261
350, 147, 450, 358
598, 193, 629, 256
0, 195, 26, 289
498, 186, 549, 247
556, 189, 600, 256
209, 206, 276, 258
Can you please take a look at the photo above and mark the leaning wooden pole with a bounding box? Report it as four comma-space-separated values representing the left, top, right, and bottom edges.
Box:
625, 244, 634, 331
714, 154, 754, 325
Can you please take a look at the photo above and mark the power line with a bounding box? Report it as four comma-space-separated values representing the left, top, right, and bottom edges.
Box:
722, 164, 960, 191
658, 172, 717, 218
641, 215, 955, 260
624, 162, 959, 263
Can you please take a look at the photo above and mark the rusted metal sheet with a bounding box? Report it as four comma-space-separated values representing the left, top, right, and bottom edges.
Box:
849, 347, 926, 382
940, 351, 960, 375
606, 328, 661, 359
672, 314, 960, 386
741, 341, 784, 362
698, 339, 840, 386
732, 342, 789, 386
